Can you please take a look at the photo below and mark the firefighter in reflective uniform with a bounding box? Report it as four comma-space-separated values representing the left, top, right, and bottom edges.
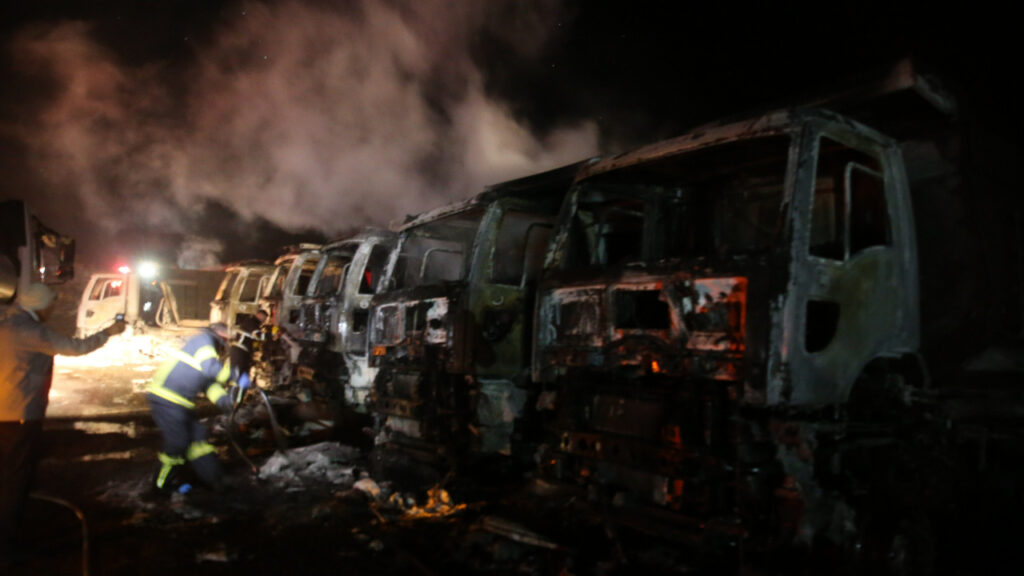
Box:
145, 322, 244, 492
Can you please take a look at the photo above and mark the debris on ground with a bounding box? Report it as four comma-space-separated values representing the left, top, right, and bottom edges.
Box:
96, 477, 160, 517
296, 419, 334, 437
257, 442, 360, 488
196, 543, 232, 563
353, 477, 382, 500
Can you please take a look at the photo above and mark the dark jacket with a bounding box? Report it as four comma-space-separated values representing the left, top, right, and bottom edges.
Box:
0, 305, 110, 421
146, 330, 233, 412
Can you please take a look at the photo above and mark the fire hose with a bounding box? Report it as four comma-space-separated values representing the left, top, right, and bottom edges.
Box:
28, 492, 90, 576
227, 386, 259, 474
227, 383, 289, 475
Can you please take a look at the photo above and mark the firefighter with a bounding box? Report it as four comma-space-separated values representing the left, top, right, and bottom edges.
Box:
145, 322, 247, 494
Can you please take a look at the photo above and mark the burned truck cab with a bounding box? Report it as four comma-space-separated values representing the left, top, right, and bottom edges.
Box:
259, 244, 322, 336
1, 199, 75, 302
369, 163, 586, 474
533, 109, 917, 546
209, 261, 274, 332
296, 229, 395, 412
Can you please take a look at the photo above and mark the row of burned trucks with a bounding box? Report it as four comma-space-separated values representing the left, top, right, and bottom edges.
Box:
228, 62, 1023, 566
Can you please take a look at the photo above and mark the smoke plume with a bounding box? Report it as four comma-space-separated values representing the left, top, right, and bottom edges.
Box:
7, 0, 599, 255
177, 236, 224, 270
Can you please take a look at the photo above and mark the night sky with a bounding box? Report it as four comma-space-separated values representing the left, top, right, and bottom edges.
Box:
0, 1, 1009, 269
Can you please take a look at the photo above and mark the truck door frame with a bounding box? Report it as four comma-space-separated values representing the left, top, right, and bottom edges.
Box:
775, 118, 919, 407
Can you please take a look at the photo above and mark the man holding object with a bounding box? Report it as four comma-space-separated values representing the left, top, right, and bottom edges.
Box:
0, 283, 125, 564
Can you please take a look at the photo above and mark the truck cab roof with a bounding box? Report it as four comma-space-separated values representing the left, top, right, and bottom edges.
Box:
577, 108, 895, 183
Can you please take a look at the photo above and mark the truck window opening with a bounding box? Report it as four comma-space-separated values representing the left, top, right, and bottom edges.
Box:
562, 136, 789, 271
810, 137, 888, 260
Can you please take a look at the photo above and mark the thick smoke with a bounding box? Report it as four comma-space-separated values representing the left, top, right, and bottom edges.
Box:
177, 236, 224, 269
8, 0, 598, 245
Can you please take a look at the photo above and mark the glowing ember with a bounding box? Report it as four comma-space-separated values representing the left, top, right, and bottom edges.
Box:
384, 486, 467, 519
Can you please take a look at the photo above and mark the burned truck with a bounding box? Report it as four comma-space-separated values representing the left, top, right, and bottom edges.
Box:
293, 229, 395, 420
1, 199, 75, 302
259, 244, 322, 336
531, 63, 1023, 566
252, 244, 322, 387
209, 260, 274, 332
368, 163, 588, 476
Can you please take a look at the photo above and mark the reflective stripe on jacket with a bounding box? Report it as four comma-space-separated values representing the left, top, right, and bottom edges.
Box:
146, 331, 232, 410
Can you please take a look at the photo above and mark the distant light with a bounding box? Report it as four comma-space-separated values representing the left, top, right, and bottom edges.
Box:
39, 266, 45, 275
117, 265, 131, 274
138, 261, 158, 279
111, 280, 123, 288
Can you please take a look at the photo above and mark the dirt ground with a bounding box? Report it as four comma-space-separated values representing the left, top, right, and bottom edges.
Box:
11, 327, 641, 576
19, 419, 574, 576
6, 281, 638, 575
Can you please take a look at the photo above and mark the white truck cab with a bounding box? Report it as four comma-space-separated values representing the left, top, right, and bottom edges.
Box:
77, 268, 224, 337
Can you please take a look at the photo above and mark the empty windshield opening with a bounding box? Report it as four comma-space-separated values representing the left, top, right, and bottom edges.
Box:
266, 261, 291, 298
239, 273, 264, 302
313, 250, 355, 297
216, 271, 238, 300
562, 136, 790, 270
491, 211, 555, 286
359, 243, 392, 294
293, 257, 320, 296
390, 209, 484, 290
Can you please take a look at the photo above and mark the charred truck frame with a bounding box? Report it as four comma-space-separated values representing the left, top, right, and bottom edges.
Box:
532, 62, 1023, 565
295, 229, 396, 420
254, 245, 322, 387
368, 163, 589, 476
209, 261, 274, 332
259, 244, 322, 336
1, 199, 75, 302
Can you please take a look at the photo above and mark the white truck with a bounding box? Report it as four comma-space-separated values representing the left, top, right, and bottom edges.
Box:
76, 267, 223, 337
